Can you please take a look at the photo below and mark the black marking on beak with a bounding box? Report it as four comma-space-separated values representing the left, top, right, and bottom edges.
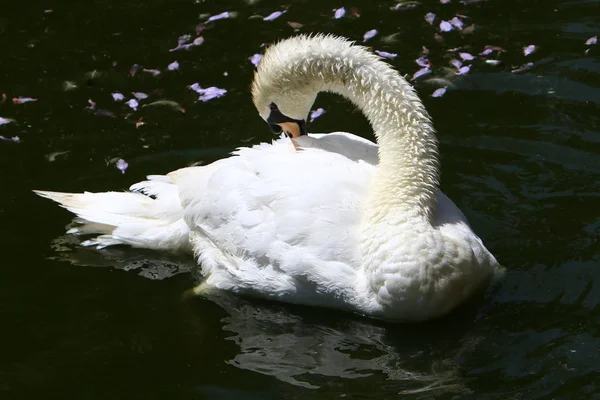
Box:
266, 102, 307, 136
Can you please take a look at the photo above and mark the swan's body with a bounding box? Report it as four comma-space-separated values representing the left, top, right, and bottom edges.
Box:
35, 35, 500, 321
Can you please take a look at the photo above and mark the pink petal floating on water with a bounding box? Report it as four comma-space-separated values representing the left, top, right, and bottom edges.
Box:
412, 67, 431, 81
449, 59, 463, 69
416, 57, 431, 67
12, 97, 38, 104
189, 84, 227, 102
485, 59, 502, 66
126, 99, 139, 110
523, 44, 537, 56
310, 108, 326, 122
129, 64, 142, 77
440, 21, 453, 32
334, 7, 345, 19
459, 52, 475, 61
170, 35, 203, 52
425, 12, 436, 25
480, 45, 505, 56
167, 61, 180, 71
87, 99, 96, 110
431, 87, 447, 97
375, 50, 397, 59
0, 135, 20, 142
585, 36, 597, 45
143, 68, 161, 77
0, 117, 14, 126
441, 0, 451, 4
206, 11, 230, 23
116, 159, 128, 174
511, 62, 534, 73
363, 29, 378, 42
132, 92, 148, 100
456, 65, 471, 75
111, 92, 125, 101
392, 2, 418, 10
263, 10, 285, 21
249, 53, 262, 67
449, 16, 463, 30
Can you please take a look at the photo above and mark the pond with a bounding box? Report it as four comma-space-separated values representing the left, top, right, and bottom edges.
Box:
1, 0, 599, 398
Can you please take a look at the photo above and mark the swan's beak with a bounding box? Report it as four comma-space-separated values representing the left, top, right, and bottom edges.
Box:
278, 121, 303, 139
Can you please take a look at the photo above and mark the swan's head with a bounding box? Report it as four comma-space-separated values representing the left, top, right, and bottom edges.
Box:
251, 36, 324, 138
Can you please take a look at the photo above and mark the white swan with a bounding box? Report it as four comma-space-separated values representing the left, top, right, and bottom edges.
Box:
35, 35, 500, 321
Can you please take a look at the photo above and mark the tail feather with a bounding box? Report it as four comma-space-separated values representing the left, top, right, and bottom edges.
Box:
34, 176, 190, 252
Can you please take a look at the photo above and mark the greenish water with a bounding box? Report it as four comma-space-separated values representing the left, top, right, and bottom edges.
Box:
1, 0, 599, 398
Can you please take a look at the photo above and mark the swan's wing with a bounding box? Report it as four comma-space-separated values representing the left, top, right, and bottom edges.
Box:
296, 132, 380, 165
172, 136, 376, 303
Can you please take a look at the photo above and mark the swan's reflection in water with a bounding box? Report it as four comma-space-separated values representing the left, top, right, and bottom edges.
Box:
194, 291, 476, 397
50, 235, 479, 397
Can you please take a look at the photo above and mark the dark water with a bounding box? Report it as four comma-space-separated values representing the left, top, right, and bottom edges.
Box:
1, 0, 599, 398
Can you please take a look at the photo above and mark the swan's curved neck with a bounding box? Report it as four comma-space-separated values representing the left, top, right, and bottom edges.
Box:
311, 49, 440, 222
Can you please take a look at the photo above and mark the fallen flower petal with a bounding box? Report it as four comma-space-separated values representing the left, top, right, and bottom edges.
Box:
310, 108, 326, 122
263, 10, 285, 21
431, 87, 447, 97
375, 50, 398, 59
424, 12, 436, 25
112, 92, 125, 101
585, 36, 597, 45
249, 53, 262, 67
440, 21, 453, 32
392, 1, 418, 10
449, 16, 463, 30
511, 62, 534, 73
412, 67, 431, 81
459, 52, 475, 61
449, 59, 463, 69
0, 117, 14, 125
334, 7, 345, 19
523, 44, 537, 56
456, 65, 471, 75
0, 135, 20, 142
167, 61, 180, 71
12, 97, 38, 104
287, 21, 303, 29
416, 57, 431, 67
116, 159, 128, 174
143, 68, 161, 77
87, 99, 96, 110
132, 92, 148, 100
126, 99, 139, 110
192, 36, 204, 46
363, 29, 378, 42
206, 11, 230, 22
441, 0, 451, 3
485, 59, 502, 66
199, 88, 226, 102
189, 84, 227, 101
480, 45, 506, 56
129, 64, 143, 76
